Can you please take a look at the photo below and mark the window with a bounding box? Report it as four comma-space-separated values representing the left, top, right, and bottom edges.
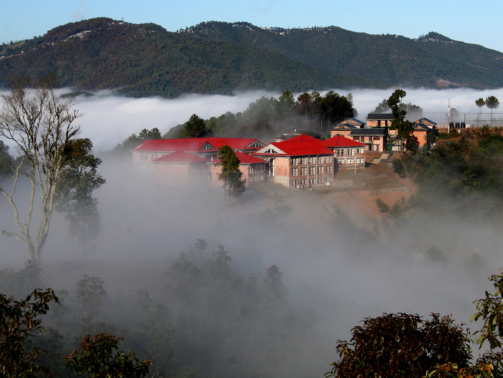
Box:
318, 166, 324, 174
353, 136, 359, 141
373, 136, 380, 141
292, 168, 298, 176
309, 157, 316, 165
347, 158, 354, 164
301, 167, 307, 176
301, 157, 307, 165
326, 156, 332, 164
309, 167, 316, 175
326, 165, 332, 174
292, 158, 299, 166
318, 157, 324, 164
326, 177, 332, 183
292, 179, 298, 187
309, 178, 315, 185
338, 159, 345, 164
300, 179, 306, 186
317, 177, 324, 184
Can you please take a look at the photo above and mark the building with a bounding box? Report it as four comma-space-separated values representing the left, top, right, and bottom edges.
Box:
131, 137, 266, 163
132, 137, 266, 186
151, 151, 210, 185
322, 135, 366, 169
209, 151, 267, 186
367, 113, 395, 127
331, 118, 365, 138
350, 128, 388, 151
275, 129, 321, 142
253, 134, 335, 188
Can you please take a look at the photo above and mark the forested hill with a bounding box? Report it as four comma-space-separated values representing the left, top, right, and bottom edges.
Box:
0, 18, 381, 98
182, 22, 503, 89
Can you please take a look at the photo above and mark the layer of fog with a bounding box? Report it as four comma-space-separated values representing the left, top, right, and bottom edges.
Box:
2, 87, 503, 373
3, 87, 503, 153
1, 155, 501, 350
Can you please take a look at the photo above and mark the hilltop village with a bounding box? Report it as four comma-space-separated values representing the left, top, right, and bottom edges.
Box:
132, 113, 438, 189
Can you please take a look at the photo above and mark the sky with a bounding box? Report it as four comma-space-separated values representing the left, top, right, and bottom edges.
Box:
2, 0, 503, 53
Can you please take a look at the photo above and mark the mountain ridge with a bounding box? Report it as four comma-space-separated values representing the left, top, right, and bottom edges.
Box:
0, 18, 501, 98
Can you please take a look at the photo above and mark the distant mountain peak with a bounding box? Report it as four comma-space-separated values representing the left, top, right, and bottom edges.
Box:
416, 32, 453, 43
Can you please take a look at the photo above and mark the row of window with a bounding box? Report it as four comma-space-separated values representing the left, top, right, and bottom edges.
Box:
140, 153, 167, 160
335, 148, 365, 157
353, 136, 381, 141
291, 176, 332, 187
249, 165, 265, 174
291, 165, 333, 176
292, 156, 333, 165
337, 158, 365, 165
249, 176, 264, 182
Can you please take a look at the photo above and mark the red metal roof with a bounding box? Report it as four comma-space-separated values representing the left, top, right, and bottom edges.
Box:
152, 151, 209, 163
211, 151, 266, 165
254, 134, 334, 156
322, 135, 366, 148
133, 138, 264, 152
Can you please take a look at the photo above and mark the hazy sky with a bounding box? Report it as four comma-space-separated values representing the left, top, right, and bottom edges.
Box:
2, 0, 503, 53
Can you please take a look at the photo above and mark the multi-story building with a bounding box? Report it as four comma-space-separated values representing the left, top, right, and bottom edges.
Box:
367, 113, 395, 127
350, 128, 388, 151
253, 134, 335, 188
322, 135, 366, 169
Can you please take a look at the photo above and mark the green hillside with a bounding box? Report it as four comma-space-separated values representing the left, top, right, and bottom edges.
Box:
0, 18, 381, 97
183, 22, 503, 89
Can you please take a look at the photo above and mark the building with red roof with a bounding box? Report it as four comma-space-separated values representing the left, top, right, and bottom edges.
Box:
253, 134, 335, 188
131, 137, 265, 163
132, 138, 267, 186
322, 135, 366, 170
209, 151, 267, 186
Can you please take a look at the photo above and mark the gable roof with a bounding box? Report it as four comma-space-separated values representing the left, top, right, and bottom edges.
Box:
152, 151, 209, 163
211, 151, 265, 165
414, 123, 432, 131
133, 137, 265, 153
332, 123, 359, 130
254, 134, 334, 156
350, 128, 388, 136
346, 118, 365, 125
322, 135, 366, 148
367, 113, 395, 120
414, 117, 437, 126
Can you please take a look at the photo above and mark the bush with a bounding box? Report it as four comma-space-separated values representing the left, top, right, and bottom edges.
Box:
392, 159, 405, 177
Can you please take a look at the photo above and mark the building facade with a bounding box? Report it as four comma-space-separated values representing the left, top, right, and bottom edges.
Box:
322, 135, 366, 169
253, 134, 335, 188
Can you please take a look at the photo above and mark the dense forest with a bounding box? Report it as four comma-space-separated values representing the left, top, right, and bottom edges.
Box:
184, 22, 503, 89
2, 17, 503, 98
0, 18, 377, 98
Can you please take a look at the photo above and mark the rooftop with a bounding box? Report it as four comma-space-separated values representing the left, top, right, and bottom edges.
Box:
152, 151, 209, 163
367, 113, 395, 120
350, 128, 388, 136
211, 151, 266, 165
322, 135, 366, 148
133, 137, 265, 152
254, 134, 334, 156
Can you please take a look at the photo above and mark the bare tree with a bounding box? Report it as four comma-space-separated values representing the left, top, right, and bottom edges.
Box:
0, 78, 81, 264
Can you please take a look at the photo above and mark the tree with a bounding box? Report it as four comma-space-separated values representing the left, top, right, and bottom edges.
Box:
54, 138, 105, 252
0, 77, 81, 264
216, 145, 245, 203
0, 140, 13, 179
264, 265, 286, 300
180, 114, 209, 138
476, 98, 486, 113
138, 127, 161, 141
327, 313, 473, 378
76, 275, 107, 323
373, 98, 391, 113
64, 332, 153, 378
0, 288, 59, 378
388, 89, 414, 152
486, 96, 500, 126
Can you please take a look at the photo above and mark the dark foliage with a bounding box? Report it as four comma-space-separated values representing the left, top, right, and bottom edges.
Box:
328, 313, 473, 378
